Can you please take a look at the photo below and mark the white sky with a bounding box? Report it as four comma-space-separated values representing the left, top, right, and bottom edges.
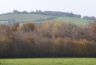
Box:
0, 0, 95, 16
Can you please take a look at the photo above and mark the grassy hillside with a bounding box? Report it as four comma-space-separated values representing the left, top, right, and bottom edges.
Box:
0, 58, 96, 65
0, 13, 55, 23
0, 13, 91, 26
54, 16, 90, 26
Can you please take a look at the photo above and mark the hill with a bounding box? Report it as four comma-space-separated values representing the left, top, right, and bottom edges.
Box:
0, 10, 92, 26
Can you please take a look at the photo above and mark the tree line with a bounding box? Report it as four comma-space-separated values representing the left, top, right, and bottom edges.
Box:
0, 21, 96, 58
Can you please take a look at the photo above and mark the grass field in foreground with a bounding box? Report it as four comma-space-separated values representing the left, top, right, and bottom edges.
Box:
0, 58, 96, 65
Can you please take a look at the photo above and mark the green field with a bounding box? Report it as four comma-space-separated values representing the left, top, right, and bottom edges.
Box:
54, 16, 90, 26
0, 13, 90, 26
0, 58, 96, 65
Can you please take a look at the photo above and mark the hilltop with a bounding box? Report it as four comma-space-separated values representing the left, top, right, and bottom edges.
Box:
0, 10, 95, 25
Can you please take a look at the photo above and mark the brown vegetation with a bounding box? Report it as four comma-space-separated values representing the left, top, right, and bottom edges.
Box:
0, 21, 96, 57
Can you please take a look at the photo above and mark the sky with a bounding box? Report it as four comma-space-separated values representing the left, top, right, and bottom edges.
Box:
0, 0, 95, 17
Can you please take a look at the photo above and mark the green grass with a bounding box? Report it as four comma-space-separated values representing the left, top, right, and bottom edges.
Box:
0, 13, 90, 26
0, 58, 96, 65
54, 16, 90, 26
0, 13, 55, 23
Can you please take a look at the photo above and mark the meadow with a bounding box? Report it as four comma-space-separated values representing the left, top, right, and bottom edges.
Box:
0, 12, 90, 26
0, 58, 96, 65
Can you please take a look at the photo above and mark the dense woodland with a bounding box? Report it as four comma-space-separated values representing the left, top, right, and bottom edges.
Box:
0, 21, 96, 58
